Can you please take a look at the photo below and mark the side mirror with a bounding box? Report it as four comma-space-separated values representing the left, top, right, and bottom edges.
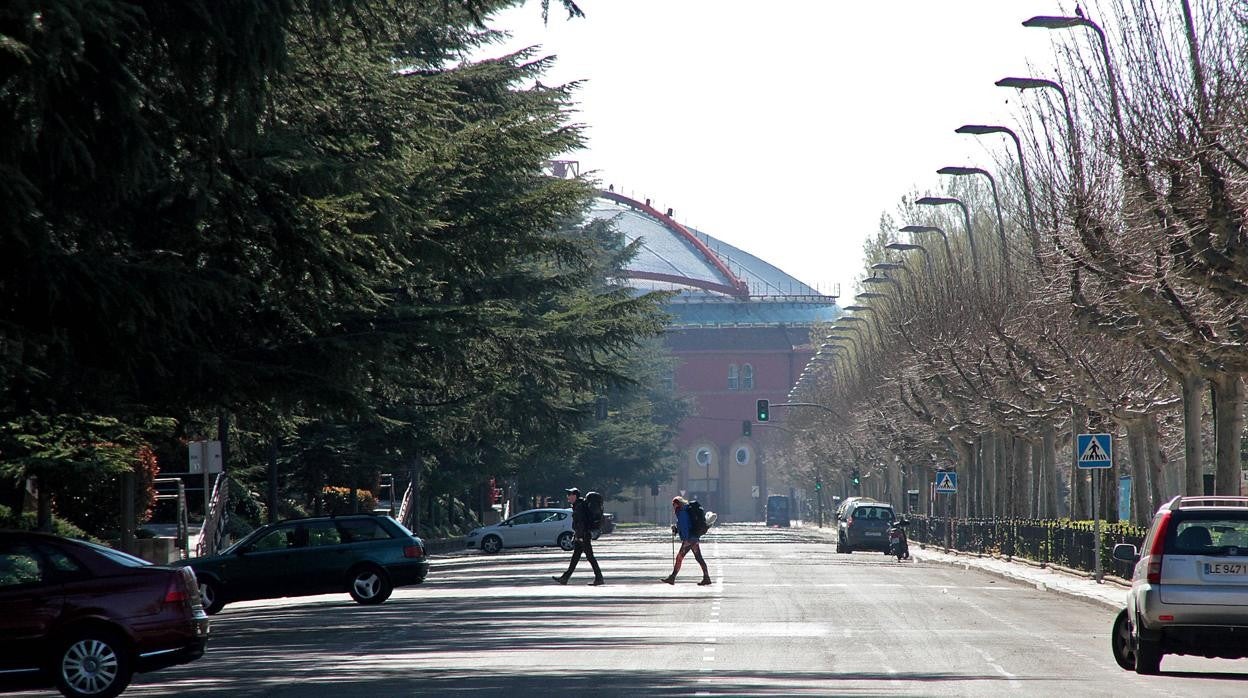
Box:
1112, 543, 1139, 563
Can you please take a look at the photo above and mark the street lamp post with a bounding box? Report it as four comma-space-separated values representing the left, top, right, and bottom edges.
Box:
956, 124, 1041, 263
843, 304, 887, 343
862, 275, 908, 309
1022, 15, 1127, 155
915, 196, 981, 287
885, 242, 938, 296
937, 166, 1011, 283
996, 77, 1086, 192
899, 225, 954, 270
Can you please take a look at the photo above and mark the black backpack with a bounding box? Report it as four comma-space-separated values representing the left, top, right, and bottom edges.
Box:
584, 491, 605, 530
687, 500, 709, 537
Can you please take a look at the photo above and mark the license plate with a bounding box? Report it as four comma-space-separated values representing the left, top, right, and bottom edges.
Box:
865, 531, 882, 537
1205, 562, 1247, 575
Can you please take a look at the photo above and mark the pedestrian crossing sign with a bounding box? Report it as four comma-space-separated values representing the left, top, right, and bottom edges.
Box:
1077, 433, 1112, 469
935, 471, 957, 493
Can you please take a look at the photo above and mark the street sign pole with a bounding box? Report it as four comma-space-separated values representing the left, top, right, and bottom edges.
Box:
1093, 470, 1101, 582
1077, 433, 1112, 584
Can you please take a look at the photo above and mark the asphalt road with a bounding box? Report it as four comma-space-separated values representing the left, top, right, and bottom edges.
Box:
15, 524, 1248, 697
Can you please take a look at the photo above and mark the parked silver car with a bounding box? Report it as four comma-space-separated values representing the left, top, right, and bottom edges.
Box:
465, 508, 576, 554
1111, 496, 1248, 674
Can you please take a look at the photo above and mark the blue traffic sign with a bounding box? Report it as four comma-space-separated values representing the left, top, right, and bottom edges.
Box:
1077, 433, 1112, 469
935, 471, 958, 493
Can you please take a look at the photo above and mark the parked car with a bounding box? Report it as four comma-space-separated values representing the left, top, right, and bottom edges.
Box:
0, 531, 209, 698
465, 508, 577, 553
599, 513, 617, 535
836, 500, 895, 553
176, 514, 428, 615
1111, 495, 1248, 674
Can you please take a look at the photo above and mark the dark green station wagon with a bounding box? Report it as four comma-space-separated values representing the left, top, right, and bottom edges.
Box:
176, 514, 428, 614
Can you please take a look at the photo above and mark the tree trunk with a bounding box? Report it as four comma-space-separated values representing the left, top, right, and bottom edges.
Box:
1023, 438, 1038, 518
36, 476, 52, 532
1211, 372, 1245, 495
1144, 413, 1166, 512
1181, 371, 1205, 495
981, 432, 996, 517
1126, 420, 1148, 525
1071, 406, 1089, 519
1043, 425, 1059, 517
955, 440, 975, 517
1011, 436, 1028, 518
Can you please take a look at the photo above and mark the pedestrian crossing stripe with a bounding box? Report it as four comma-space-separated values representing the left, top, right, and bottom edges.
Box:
935, 472, 957, 492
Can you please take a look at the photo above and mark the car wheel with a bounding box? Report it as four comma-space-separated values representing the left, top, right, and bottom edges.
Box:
56, 629, 133, 698
1134, 636, 1162, 675
199, 579, 225, 615
836, 537, 847, 554
558, 531, 575, 551
481, 535, 504, 554
1111, 609, 1135, 670
348, 565, 393, 605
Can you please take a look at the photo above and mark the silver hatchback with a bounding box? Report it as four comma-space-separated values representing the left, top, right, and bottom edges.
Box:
1111, 496, 1248, 674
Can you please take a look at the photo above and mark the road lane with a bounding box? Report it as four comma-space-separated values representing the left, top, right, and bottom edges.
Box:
14, 524, 1245, 697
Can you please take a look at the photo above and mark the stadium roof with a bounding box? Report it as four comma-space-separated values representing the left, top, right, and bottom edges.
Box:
589, 191, 840, 329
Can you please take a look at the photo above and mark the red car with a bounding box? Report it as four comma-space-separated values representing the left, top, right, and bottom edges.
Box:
0, 531, 209, 698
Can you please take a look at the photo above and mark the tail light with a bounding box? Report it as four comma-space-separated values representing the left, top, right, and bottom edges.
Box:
163, 574, 189, 604
1146, 511, 1172, 584
846, 516, 854, 526
403, 544, 426, 559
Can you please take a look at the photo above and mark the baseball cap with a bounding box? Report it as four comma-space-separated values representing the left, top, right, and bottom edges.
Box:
565, 487, 581, 496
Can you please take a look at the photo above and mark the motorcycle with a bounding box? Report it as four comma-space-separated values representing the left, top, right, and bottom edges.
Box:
888, 517, 911, 561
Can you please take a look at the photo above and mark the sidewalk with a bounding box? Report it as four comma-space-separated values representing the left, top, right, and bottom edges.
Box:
910, 544, 1129, 611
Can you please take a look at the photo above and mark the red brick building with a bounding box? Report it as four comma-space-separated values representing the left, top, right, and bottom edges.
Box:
590, 191, 840, 523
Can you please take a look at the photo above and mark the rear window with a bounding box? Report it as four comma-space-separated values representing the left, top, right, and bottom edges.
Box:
1170, 515, 1248, 555
76, 540, 151, 568
853, 506, 894, 521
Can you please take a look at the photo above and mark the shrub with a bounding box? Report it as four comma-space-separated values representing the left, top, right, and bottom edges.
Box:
321, 486, 377, 515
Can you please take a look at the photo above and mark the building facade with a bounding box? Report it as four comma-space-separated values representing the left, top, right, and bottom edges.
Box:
588, 191, 839, 523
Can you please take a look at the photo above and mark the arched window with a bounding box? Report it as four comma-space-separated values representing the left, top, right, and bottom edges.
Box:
728, 364, 739, 390
742, 363, 755, 390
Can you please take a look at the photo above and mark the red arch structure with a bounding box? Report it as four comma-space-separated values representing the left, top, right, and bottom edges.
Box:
600, 190, 751, 299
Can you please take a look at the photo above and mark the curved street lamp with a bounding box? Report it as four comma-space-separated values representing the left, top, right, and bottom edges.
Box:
885, 242, 938, 294
1023, 15, 1127, 152
996, 77, 1085, 191
899, 225, 954, 271
937, 165, 1011, 282
956, 124, 1040, 262
915, 196, 981, 287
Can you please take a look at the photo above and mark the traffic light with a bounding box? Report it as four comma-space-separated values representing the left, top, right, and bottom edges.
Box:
756, 399, 770, 422
742, 420, 752, 436
815, 478, 822, 491
851, 469, 861, 488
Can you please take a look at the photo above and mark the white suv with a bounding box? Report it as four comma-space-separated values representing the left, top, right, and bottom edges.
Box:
1111, 496, 1248, 674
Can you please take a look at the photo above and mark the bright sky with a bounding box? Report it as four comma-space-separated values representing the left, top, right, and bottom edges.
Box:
488, 1, 1069, 299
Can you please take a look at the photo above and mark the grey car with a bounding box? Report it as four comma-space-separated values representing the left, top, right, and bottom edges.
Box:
836, 501, 894, 553
1111, 495, 1248, 674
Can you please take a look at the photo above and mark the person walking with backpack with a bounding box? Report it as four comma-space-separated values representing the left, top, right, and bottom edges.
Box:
661, 496, 711, 586
553, 487, 605, 586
